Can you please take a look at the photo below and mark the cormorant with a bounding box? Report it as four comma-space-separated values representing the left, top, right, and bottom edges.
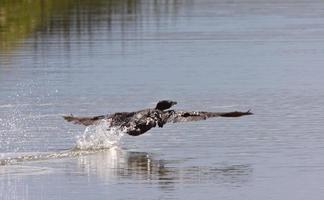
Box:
63, 100, 252, 136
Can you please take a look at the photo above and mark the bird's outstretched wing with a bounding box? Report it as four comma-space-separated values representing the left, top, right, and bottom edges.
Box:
165, 110, 253, 123
63, 114, 106, 126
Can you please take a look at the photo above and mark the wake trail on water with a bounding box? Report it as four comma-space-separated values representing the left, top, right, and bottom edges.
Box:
0, 120, 126, 166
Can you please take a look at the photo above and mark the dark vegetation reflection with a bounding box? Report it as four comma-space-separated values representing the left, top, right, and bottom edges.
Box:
0, 0, 188, 53
76, 148, 252, 190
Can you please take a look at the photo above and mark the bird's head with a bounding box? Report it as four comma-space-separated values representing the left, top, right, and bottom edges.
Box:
155, 100, 177, 111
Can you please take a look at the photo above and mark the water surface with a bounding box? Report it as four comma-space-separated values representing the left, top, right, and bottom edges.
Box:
1, 0, 324, 199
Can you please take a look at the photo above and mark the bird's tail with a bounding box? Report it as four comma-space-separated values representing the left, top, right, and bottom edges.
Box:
62, 114, 105, 126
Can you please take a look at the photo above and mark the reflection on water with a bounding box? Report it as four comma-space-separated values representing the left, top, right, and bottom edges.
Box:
0, 147, 252, 186
0, 0, 185, 53
76, 147, 252, 188
0, 148, 252, 199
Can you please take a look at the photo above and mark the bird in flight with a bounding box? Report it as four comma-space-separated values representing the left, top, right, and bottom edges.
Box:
63, 100, 252, 136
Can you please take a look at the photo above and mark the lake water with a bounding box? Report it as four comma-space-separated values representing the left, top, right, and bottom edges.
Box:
1, 0, 324, 199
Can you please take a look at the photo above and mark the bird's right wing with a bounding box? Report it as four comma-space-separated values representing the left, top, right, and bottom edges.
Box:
165, 110, 252, 123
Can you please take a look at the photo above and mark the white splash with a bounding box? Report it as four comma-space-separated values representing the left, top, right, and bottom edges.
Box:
75, 119, 126, 150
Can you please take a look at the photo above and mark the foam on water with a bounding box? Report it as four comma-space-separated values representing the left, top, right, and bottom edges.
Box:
0, 149, 107, 166
75, 119, 126, 150
0, 120, 126, 166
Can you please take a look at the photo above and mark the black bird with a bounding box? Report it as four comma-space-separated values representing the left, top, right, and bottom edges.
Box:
63, 100, 252, 136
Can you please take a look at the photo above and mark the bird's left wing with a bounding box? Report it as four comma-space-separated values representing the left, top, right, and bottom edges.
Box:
63, 114, 106, 126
